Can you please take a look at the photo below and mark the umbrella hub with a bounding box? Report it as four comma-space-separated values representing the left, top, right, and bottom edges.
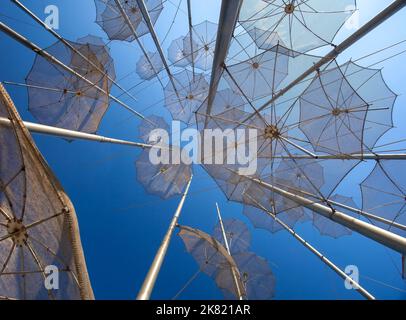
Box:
204, 44, 210, 52
264, 125, 280, 139
332, 108, 349, 116
284, 4, 295, 14
7, 218, 28, 246
252, 62, 260, 69
186, 94, 194, 100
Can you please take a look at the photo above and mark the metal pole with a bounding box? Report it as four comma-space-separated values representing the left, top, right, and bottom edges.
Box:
243, 0, 406, 122
269, 180, 406, 232
244, 193, 375, 300
0, 116, 155, 149
276, 153, 406, 160
205, 0, 243, 127
137, 176, 193, 300
215, 202, 245, 300
186, 0, 195, 79
135, 0, 180, 97
239, 174, 406, 255
11, 0, 139, 104
0, 22, 146, 120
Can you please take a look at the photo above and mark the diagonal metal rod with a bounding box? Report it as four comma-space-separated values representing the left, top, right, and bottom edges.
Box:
137, 176, 193, 300
215, 202, 245, 300
0, 22, 146, 120
235, 173, 406, 255
205, 0, 243, 127
11, 0, 139, 104
270, 178, 406, 232
244, 193, 375, 300
242, 0, 406, 123
4, 81, 78, 94
0, 116, 156, 149
135, 0, 180, 97
275, 153, 406, 160
186, 0, 195, 79
113, 0, 165, 89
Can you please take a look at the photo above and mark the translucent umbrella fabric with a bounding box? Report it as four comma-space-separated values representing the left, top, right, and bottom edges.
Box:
239, 0, 356, 52
178, 225, 246, 299
95, 0, 163, 41
0, 84, 93, 300
26, 35, 115, 133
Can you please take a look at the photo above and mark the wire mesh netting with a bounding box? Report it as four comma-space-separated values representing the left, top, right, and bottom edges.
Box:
183, 20, 218, 71
178, 225, 246, 299
95, 0, 163, 41
212, 219, 251, 255
136, 51, 164, 80
164, 69, 209, 125
0, 84, 93, 300
26, 35, 115, 133
239, 0, 356, 52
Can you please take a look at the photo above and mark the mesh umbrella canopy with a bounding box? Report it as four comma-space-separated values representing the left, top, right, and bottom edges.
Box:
136, 51, 164, 80
26, 35, 115, 133
217, 252, 275, 300
212, 219, 251, 255
298, 60, 396, 156
299, 61, 369, 155
135, 148, 192, 200
247, 27, 284, 50
224, 44, 290, 102
0, 84, 93, 300
239, 0, 356, 53
361, 161, 406, 237
183, 20, 218, 71
95, 0, 163, 41
168, 36, 194, 68
178, 225, 246, 299
138, 115, 169, 144
337, 61, 397, 150
164, 69, 209, 125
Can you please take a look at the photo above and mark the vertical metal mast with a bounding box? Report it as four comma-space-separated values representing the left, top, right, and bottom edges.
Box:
215, 202, 245, 300
244, 193, 375, 300
186, 0, 195, 79
137, 176, 193, 300
135, 0, 181, 97
11, 0, 139, 103
0, 22, 146, 120
242, 0, 406, 122
204, 0, 243, 127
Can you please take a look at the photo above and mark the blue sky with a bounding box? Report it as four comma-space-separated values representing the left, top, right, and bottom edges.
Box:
0, 0, 406, 299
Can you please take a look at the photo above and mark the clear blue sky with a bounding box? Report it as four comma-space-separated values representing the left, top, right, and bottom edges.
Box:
0, 0, 405, 299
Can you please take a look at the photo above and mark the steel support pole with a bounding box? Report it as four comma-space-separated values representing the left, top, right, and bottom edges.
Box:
0, 116, 154, 148
137, 176, 193, 300
269, 180, 406, 232
276, 153, 406, 160
243, 0, 406, 122
0, 22, 145, 120
244, 193, 375, 300
135, 0, 180, 97
205, 0, 243, 127
113, 0, 165, 90
186, 0, 195, 78
240, 175, 406, 255
215, 202, 245, 300
11, 0, 139, 103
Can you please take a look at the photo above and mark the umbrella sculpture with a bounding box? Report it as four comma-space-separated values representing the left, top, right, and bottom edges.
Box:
0, 84, 93, 300
0, 0, 406, 301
